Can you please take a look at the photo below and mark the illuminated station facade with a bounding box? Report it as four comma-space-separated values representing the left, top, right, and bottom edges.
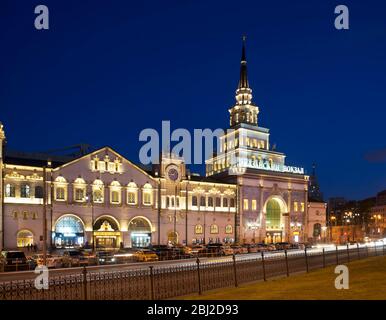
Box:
0, 41, 326, 250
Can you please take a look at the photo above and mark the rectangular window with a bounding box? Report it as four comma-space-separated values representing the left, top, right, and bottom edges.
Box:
294, 201, 298, 212
143, 192, 151, 205
301, 202, 305, 212
128, 191, 136, 204
252, 199, 257, 211
111, 191, 120, 203
93, 190, 103, 203
56, 187, 65, 200
243, 199, 249, 210
75, 188, 84, 201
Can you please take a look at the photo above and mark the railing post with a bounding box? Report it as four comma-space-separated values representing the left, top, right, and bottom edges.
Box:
149, 266, 154, 300
346, 243, 350, 262
232, 254, 238, 287
261, 251, 266, 281
356, 243, 360, 260
305, 248, 309, 273
335, 246, 339, 265
196, 258, 202, 295
322, 248, 326, 268
82, 266, 88, 300
284, 250, 289, 277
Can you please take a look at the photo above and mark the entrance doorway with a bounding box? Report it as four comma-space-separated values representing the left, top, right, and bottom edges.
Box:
54, 215, 84, 248
128, 217, 152, 248
93, 217, 121, 249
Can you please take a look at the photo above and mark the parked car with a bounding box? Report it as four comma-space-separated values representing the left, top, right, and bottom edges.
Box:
231, 245, 247, 254
30, 254, 63, 268
266, 244, 277, 251
275, 242, 292, 250
96, 251, 116, 265
0, 251, 30, 272
221, 245, 235, 256
62, 250, 82, 267
244, 244, 259, 253
255, 243, 268, 252
151, 245, 171, 260
113, 248, 137, 264
190, 245, 207, 256
134, 250, 159, 262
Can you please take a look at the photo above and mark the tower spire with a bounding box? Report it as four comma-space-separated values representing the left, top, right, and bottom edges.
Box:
238, 35, 249, 89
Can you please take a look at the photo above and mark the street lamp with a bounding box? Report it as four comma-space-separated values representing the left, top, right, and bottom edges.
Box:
86, 191, 95, 253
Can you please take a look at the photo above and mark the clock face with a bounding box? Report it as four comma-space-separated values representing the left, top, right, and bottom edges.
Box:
167, 167, 179, 181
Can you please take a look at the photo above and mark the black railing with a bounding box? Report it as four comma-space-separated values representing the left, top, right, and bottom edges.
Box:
0, 243, 385, 300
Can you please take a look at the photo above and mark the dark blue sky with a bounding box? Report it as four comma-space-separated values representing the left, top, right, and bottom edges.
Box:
1, 0, 386, 200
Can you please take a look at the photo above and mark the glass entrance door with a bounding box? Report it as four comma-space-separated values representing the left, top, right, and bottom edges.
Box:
131, 233, 151, 248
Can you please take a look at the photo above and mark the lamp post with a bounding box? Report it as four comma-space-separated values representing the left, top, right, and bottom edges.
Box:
86, 190, 95, 253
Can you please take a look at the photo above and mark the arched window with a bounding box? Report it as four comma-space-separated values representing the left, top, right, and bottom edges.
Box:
5, 183, 15, 197
192, 196, 198, 206
20, 184, 30, 198
54, 176, 67, 201
223, 197, 228, 207
73, 177, 86, 202
35, 186, 43, 198
230, 198, 235, 207
142, 183, 153, 205
93, 179, 104, 203
200, 196, 206, 207
208, 197, 214, 207
127, 182, 138, 205
215, 197, 221, 207
266, 199, 281, 230
225, 225, 233, 234
110, 180, 121, 204
17, 230, 34, 247
195, 224, 203, 234
210, 224, 219, 234
313, 223, 322, 237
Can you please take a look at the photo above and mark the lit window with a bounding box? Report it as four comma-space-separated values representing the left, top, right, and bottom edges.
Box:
128, 191, 136, 204
92, 179, 104, 203
243, 199, 249, 210
195, 224, 203, 234
73, 177, 86, 202
252, 199, 257, 211
142, 183, 153, 205
75, 188, 84, 201
301, 202, 305, 212
225, 224, 233, 234
294, 202, 298, 212
20, 184, 30, 198
56, 187, 65, 200
210, 224, 219, 234
5, 183, 15, 197
111, 191, 120, 203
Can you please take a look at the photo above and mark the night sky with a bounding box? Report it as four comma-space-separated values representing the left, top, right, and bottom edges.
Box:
1, 0, 386, 200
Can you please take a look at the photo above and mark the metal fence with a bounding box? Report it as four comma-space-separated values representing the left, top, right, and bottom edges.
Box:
0, 243, 385, 300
